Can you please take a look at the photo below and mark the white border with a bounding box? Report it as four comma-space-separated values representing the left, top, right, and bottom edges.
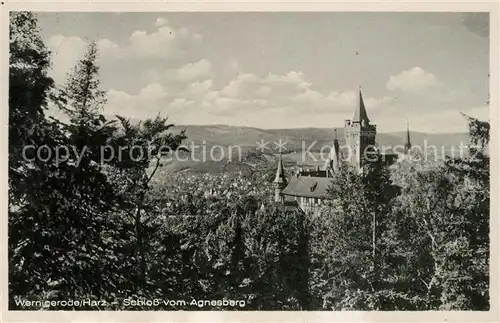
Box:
1, 1, 498, 322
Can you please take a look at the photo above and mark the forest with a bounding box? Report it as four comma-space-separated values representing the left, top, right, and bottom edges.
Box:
8, 12, 490, 310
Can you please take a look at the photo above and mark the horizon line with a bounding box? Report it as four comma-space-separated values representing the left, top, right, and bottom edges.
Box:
170, 123, 469, 135
102, 115, 475, 135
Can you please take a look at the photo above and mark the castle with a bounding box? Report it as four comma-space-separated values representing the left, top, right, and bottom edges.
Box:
273, 87, 411, 215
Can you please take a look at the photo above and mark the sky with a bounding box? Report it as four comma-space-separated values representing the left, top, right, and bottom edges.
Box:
37, 12, 490, 133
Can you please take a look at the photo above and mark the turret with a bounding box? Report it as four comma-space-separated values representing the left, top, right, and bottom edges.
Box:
273, 154, 287, 202
404, 120, 412, 154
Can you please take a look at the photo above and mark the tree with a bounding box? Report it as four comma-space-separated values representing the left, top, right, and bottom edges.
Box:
9, 17, 119, 307
309, 159, 401, 310
8, 11, 55, 200
63, 41, 106, 122
8, 11, 71, 302
49, 42, 123, 301
441, 114, 489, 309
388, 113, 490, 310
106, 115, 187, 294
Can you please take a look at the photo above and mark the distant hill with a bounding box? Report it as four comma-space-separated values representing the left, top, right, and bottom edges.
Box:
112, 116, 470, 149
170, 124, 470, 154
107, 116, 472, 153
109, 118, 473, 174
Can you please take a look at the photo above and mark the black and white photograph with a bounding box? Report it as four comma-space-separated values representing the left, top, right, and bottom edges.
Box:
3, 5, 496, 319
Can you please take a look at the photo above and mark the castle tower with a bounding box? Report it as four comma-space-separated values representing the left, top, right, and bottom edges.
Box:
404, 120, 412, 154
344, 87, 377, 172
273, 154, 287, 202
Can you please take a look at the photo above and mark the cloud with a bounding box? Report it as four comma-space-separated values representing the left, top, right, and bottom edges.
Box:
386, 67, 441, 93
213, 71, 390, 114
182, 79, 213, 98
227, 57, 240, 73
103, 65, 485, 133
169, 98, 197, 110
47, 35, 120, 84
47, 42, 469, 133
374, 104, 489, 133
48, 20, 202, 74
142, 58, 214, 87
220, 72, 310, 100
461, 13, 489, 38
106, 83, 168, 118
124, 27, 180, 59
175, 59, 213, 82
114, 22, 201, 60
96, 38, 119, 52
154, 17, 168, 27
103, 70, 392, 127
46, 35, 87, 83
385, 67, 466, 111
138, 83, 167, 100
45, 18, 203, 91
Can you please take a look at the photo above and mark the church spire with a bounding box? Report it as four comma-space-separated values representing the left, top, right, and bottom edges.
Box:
352, 87, 370, 125
404, 119, 412, 153
273, 154, 286, 202
273, 154, 286, 185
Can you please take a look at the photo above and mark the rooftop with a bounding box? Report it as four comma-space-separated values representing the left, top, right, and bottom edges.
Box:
281, 176, 333, 199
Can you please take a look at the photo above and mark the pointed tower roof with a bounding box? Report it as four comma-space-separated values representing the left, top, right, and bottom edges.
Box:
352, 87, 370, 124
405, 120, 412, 151
273, 154, 286, 184
323, 129, 341, 173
